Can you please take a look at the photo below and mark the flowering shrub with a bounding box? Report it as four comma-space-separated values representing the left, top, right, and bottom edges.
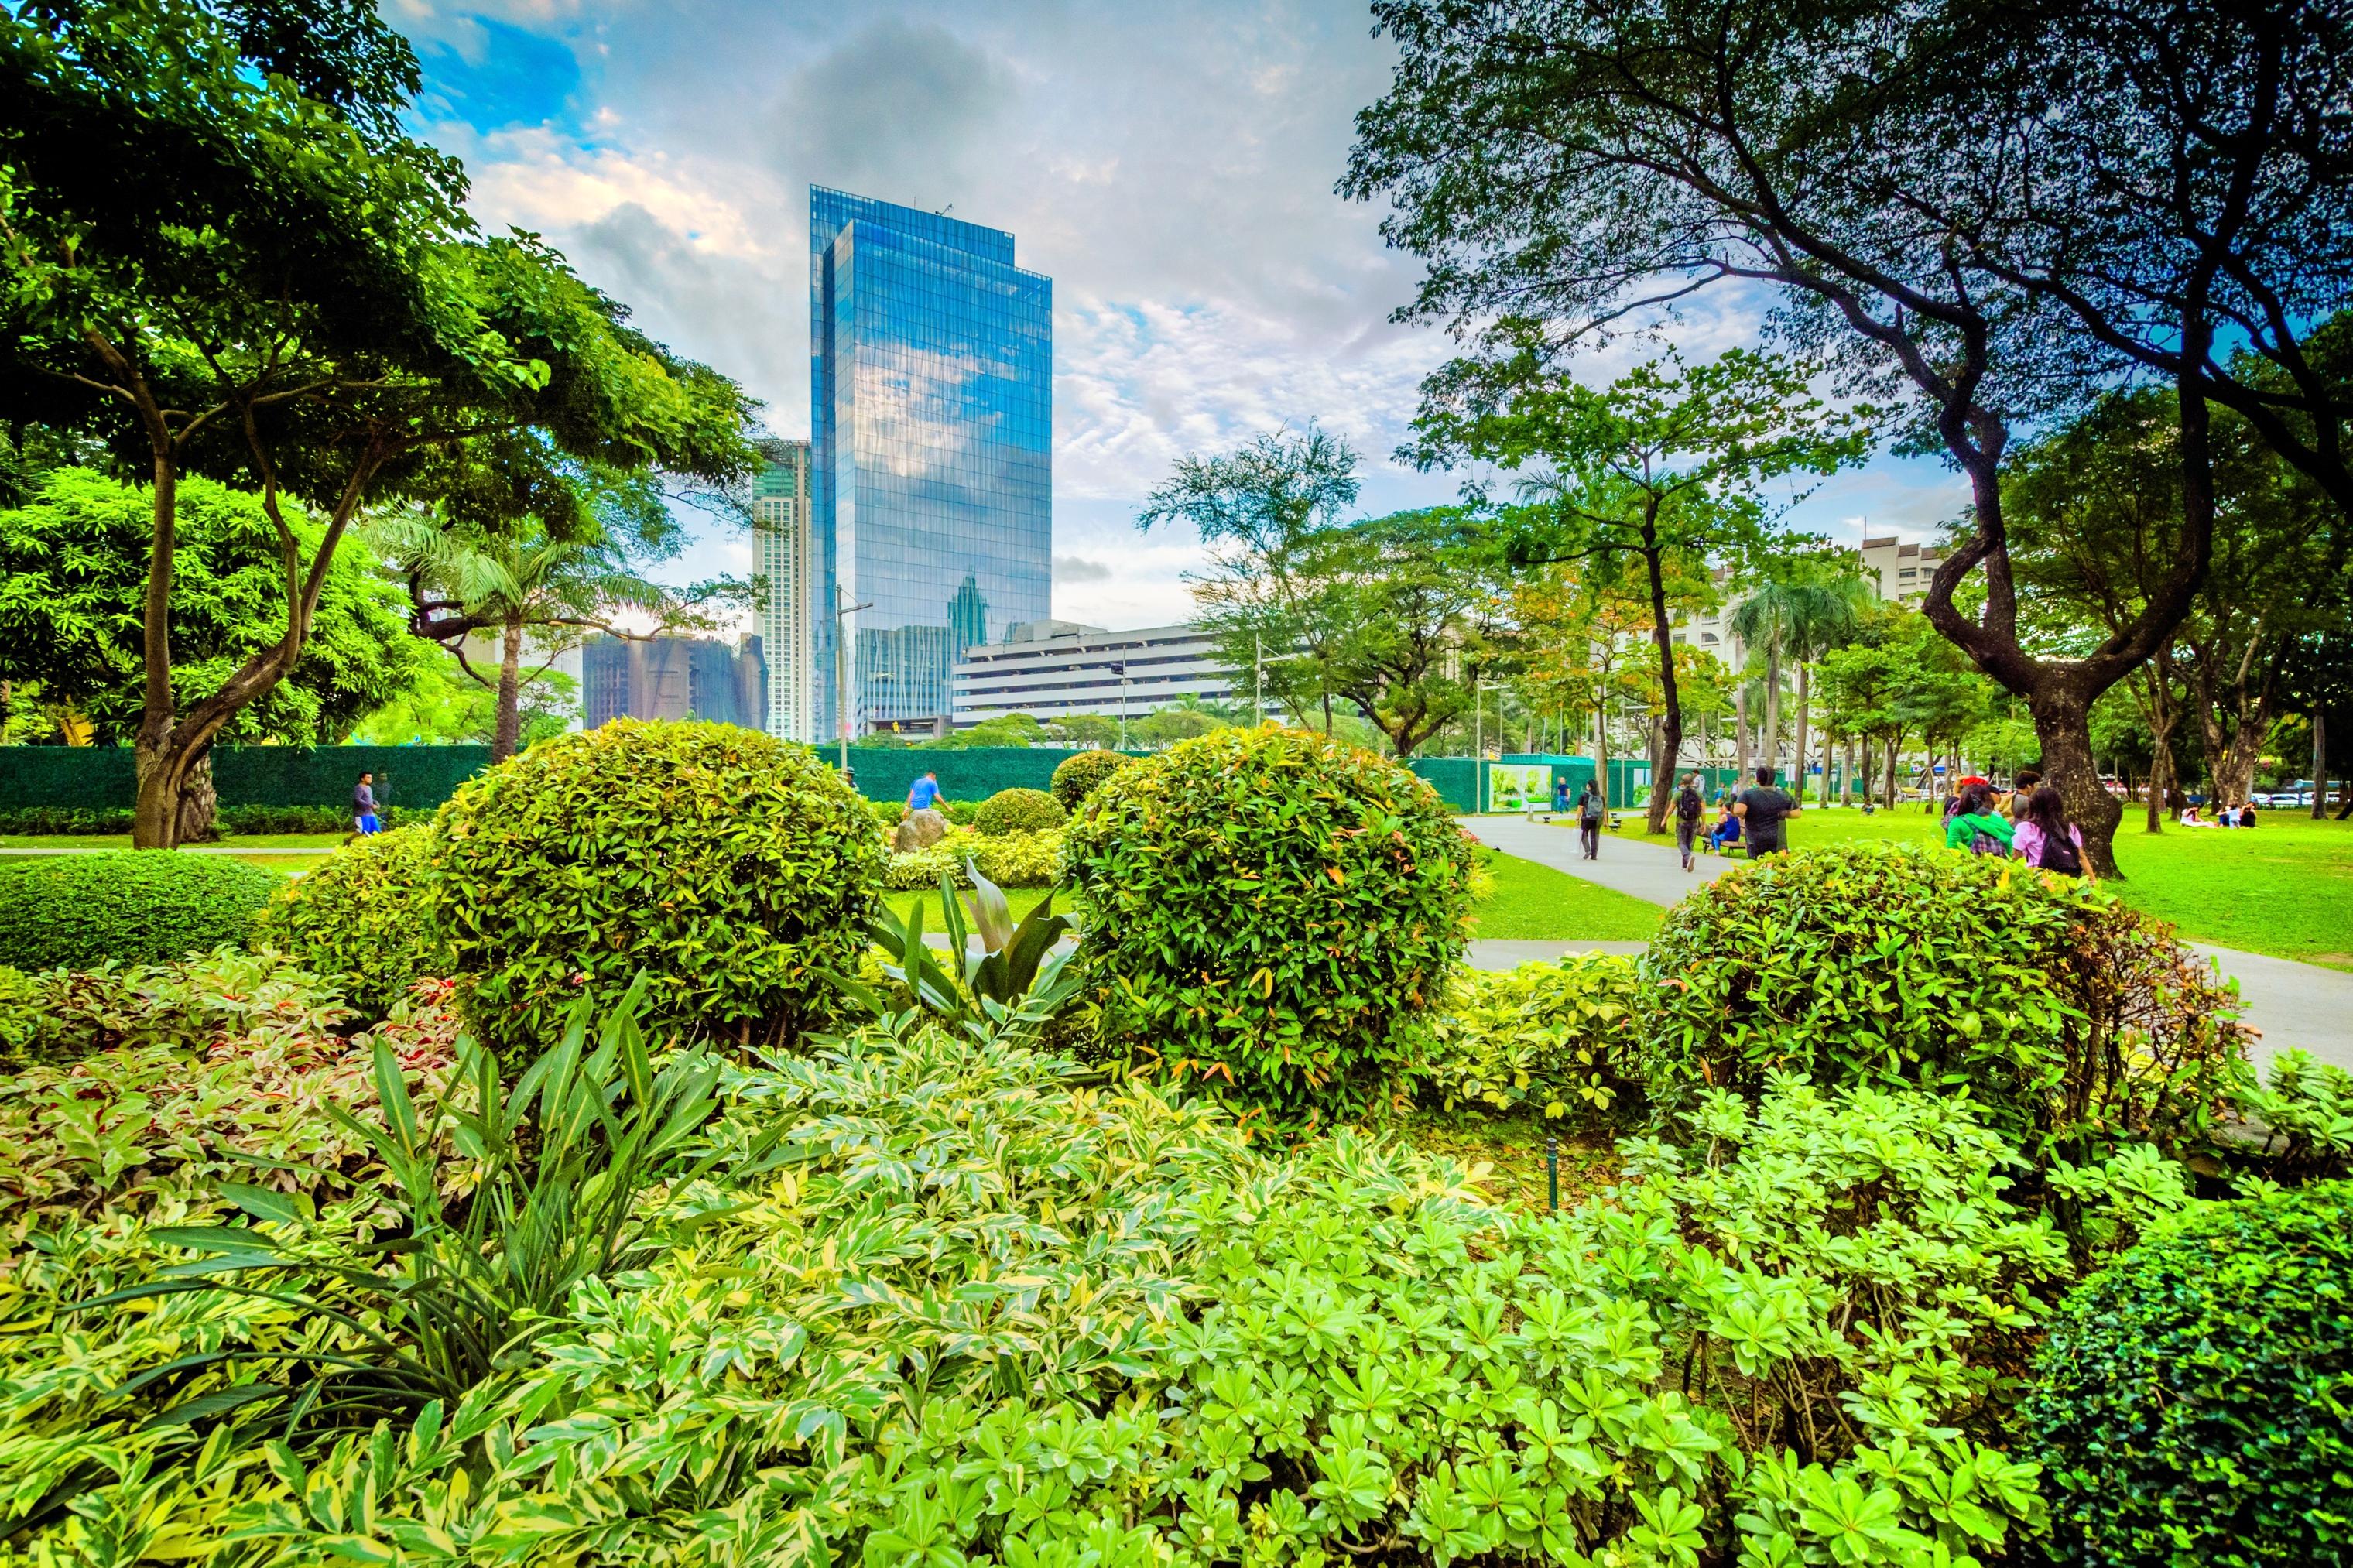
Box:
1411, 953, 1642, 1120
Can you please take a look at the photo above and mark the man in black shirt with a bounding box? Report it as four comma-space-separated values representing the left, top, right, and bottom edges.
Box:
1732, 765, 1800, 855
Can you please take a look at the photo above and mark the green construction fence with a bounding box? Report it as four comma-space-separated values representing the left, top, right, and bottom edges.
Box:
0, 743, 1129, 814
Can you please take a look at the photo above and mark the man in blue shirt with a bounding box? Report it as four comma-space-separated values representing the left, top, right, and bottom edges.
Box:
906, 772, 944, 813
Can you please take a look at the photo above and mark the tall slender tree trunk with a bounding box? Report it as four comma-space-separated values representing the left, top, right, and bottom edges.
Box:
1883, 736, 1900, 810
2146, 743, 2172, 834
1734, 686, 1750, 782
1819, 709, 1836, 808
494, 618, 525, 762
1762, 652, 1782, 783
2314, 711, 2329, 820
1791, 662, 1811, 803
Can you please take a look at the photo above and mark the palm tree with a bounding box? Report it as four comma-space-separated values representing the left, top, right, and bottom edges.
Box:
1730, 573, 1872, 796
370, 514, 680, 760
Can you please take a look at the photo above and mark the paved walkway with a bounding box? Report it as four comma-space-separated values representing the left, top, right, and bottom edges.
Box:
0, 844, 324, 855
1465, 813, 2353, 1073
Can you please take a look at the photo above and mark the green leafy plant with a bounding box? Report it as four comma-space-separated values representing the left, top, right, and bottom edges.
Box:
0, 851, 278, 971
85, 974, 738, 1419
2227, 1048, 2353, 1186
2024, 1180, 2353, 1568
0, 947, 354, 1070
1050, 748, 1132, 810
883, 826, 1062, 889
1063, 724, 1476, 1121
430, 718, 882, 1056
842, 861, 1078, 1035
1413, 953, 1642, 1121
1640, 843, 2247, 1169
971, 786, 1067, 836
0, 972, 463, 1225
252, 824, 450, 1015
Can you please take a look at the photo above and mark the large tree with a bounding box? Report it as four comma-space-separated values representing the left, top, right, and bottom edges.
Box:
1138, 425, 1362, 734
0, 0, 755, 845
0, 466, 422, 831
1343, 0, 2353, 874
1413, 346, 1865, 830
1320, 506, 1512, 758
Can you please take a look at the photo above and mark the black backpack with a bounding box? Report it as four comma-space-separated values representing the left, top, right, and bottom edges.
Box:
2037, 829, 2084, 875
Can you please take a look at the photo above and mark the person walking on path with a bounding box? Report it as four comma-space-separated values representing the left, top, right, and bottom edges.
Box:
351, 772, 382, 840
1552, 772, 1572, 818
1732, 766, 1800, 856
2014, 785, 2091, 879
1673, 772, 1704, 872
1577, 782, 1605, 860
1943, 781, 2016, 857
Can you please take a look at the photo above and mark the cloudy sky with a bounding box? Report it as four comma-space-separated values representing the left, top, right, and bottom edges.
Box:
393, 0, 1964, 628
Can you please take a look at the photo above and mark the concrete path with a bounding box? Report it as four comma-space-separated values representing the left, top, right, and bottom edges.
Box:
1464, 813, 2353, 1073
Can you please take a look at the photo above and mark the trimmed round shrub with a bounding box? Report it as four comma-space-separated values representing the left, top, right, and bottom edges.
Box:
431, 720, 883, 1057
252, 825, 451, 1015
1063, 725, 1475, 1120
0, 852, 276, 971
1050, 749, 1132, 810
1639, 842, 2247, 1161
2025, 1182, 2353, 1567
971, 786, 1066, 837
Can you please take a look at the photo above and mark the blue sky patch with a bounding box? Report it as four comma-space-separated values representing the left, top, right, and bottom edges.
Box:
416, 16, 582, 133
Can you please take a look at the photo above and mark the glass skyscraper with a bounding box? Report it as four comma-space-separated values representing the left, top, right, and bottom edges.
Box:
809, 187, 1052, 735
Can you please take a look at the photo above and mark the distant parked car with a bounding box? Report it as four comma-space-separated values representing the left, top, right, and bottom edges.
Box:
2251, 792, 2276, 808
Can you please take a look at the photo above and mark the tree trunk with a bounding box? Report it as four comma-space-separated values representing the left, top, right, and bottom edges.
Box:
1792, 662, 1812, 803
1593, 704, 1610, 809
1840, 737, 1855, 806
174, 751, 220, 844
1883, 735, 1899, 809
2146, 740, 2171, 834
132, 440, 183, 849
1819, 706, 1836, 808
1762, 652, 1782, 783
2028, 682, 2125, 878
2314, 710, 2329, 820
1734, 686, 1750, 782
494, 618, 525, 762
1639, 537, 1683, 834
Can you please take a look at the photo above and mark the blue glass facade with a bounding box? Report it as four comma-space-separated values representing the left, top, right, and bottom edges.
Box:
810, 187, 1053, 734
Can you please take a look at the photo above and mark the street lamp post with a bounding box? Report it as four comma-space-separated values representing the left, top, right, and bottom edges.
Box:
833, 583, 872, 781
1111, 660, 1129, 749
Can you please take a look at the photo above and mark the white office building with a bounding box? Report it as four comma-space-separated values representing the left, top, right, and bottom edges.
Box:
752, 438, 817, 741
951, 620, 1238, 728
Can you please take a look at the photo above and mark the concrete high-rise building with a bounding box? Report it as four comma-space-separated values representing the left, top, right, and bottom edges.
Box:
752, 438, 816, 741
810, 187, 1052, 738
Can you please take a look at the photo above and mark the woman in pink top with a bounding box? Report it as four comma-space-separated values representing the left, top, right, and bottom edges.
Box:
2013, 785, 2095, 881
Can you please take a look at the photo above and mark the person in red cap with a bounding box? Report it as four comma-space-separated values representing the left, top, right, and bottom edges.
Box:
1943, 773, 1988, 823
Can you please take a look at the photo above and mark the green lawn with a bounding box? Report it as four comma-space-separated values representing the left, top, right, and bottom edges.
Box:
1632, 805, 2353, 971
0, 832, 347, 850
1469, 847, 1663, 940
883, 851, 1656, 944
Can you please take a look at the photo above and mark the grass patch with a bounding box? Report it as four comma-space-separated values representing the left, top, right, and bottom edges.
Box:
1631, 806, 2353, 971
1471, 847, 1663, 940
880, 885, 1053, 926
0, 832, 351, 850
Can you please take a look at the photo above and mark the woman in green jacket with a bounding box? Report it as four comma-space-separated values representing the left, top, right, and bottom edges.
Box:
1943, 782, 2016, 856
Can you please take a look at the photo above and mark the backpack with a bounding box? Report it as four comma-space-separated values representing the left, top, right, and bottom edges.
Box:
1967, 826, 2010, 858
1676, 789, 1702, 824
2036, 828, 2084, 875
1579, 794, 1603, 826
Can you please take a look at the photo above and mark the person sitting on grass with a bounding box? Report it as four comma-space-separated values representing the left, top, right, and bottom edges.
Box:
2014, 784, 2093, 880
2239, 798, 2260, 827
2180, 803, 2215, 827
1943, 781, 2016, 857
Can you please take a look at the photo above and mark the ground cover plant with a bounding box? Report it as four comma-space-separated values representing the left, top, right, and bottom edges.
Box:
0, 998, 2136, 1566
882, 825, 1062, 889
1642, 843, 2249, 1176
431, 719, 882, 1056
1064, 724, 1477, 1120
0, 851, 279, 971
254, 824, 450, 1014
